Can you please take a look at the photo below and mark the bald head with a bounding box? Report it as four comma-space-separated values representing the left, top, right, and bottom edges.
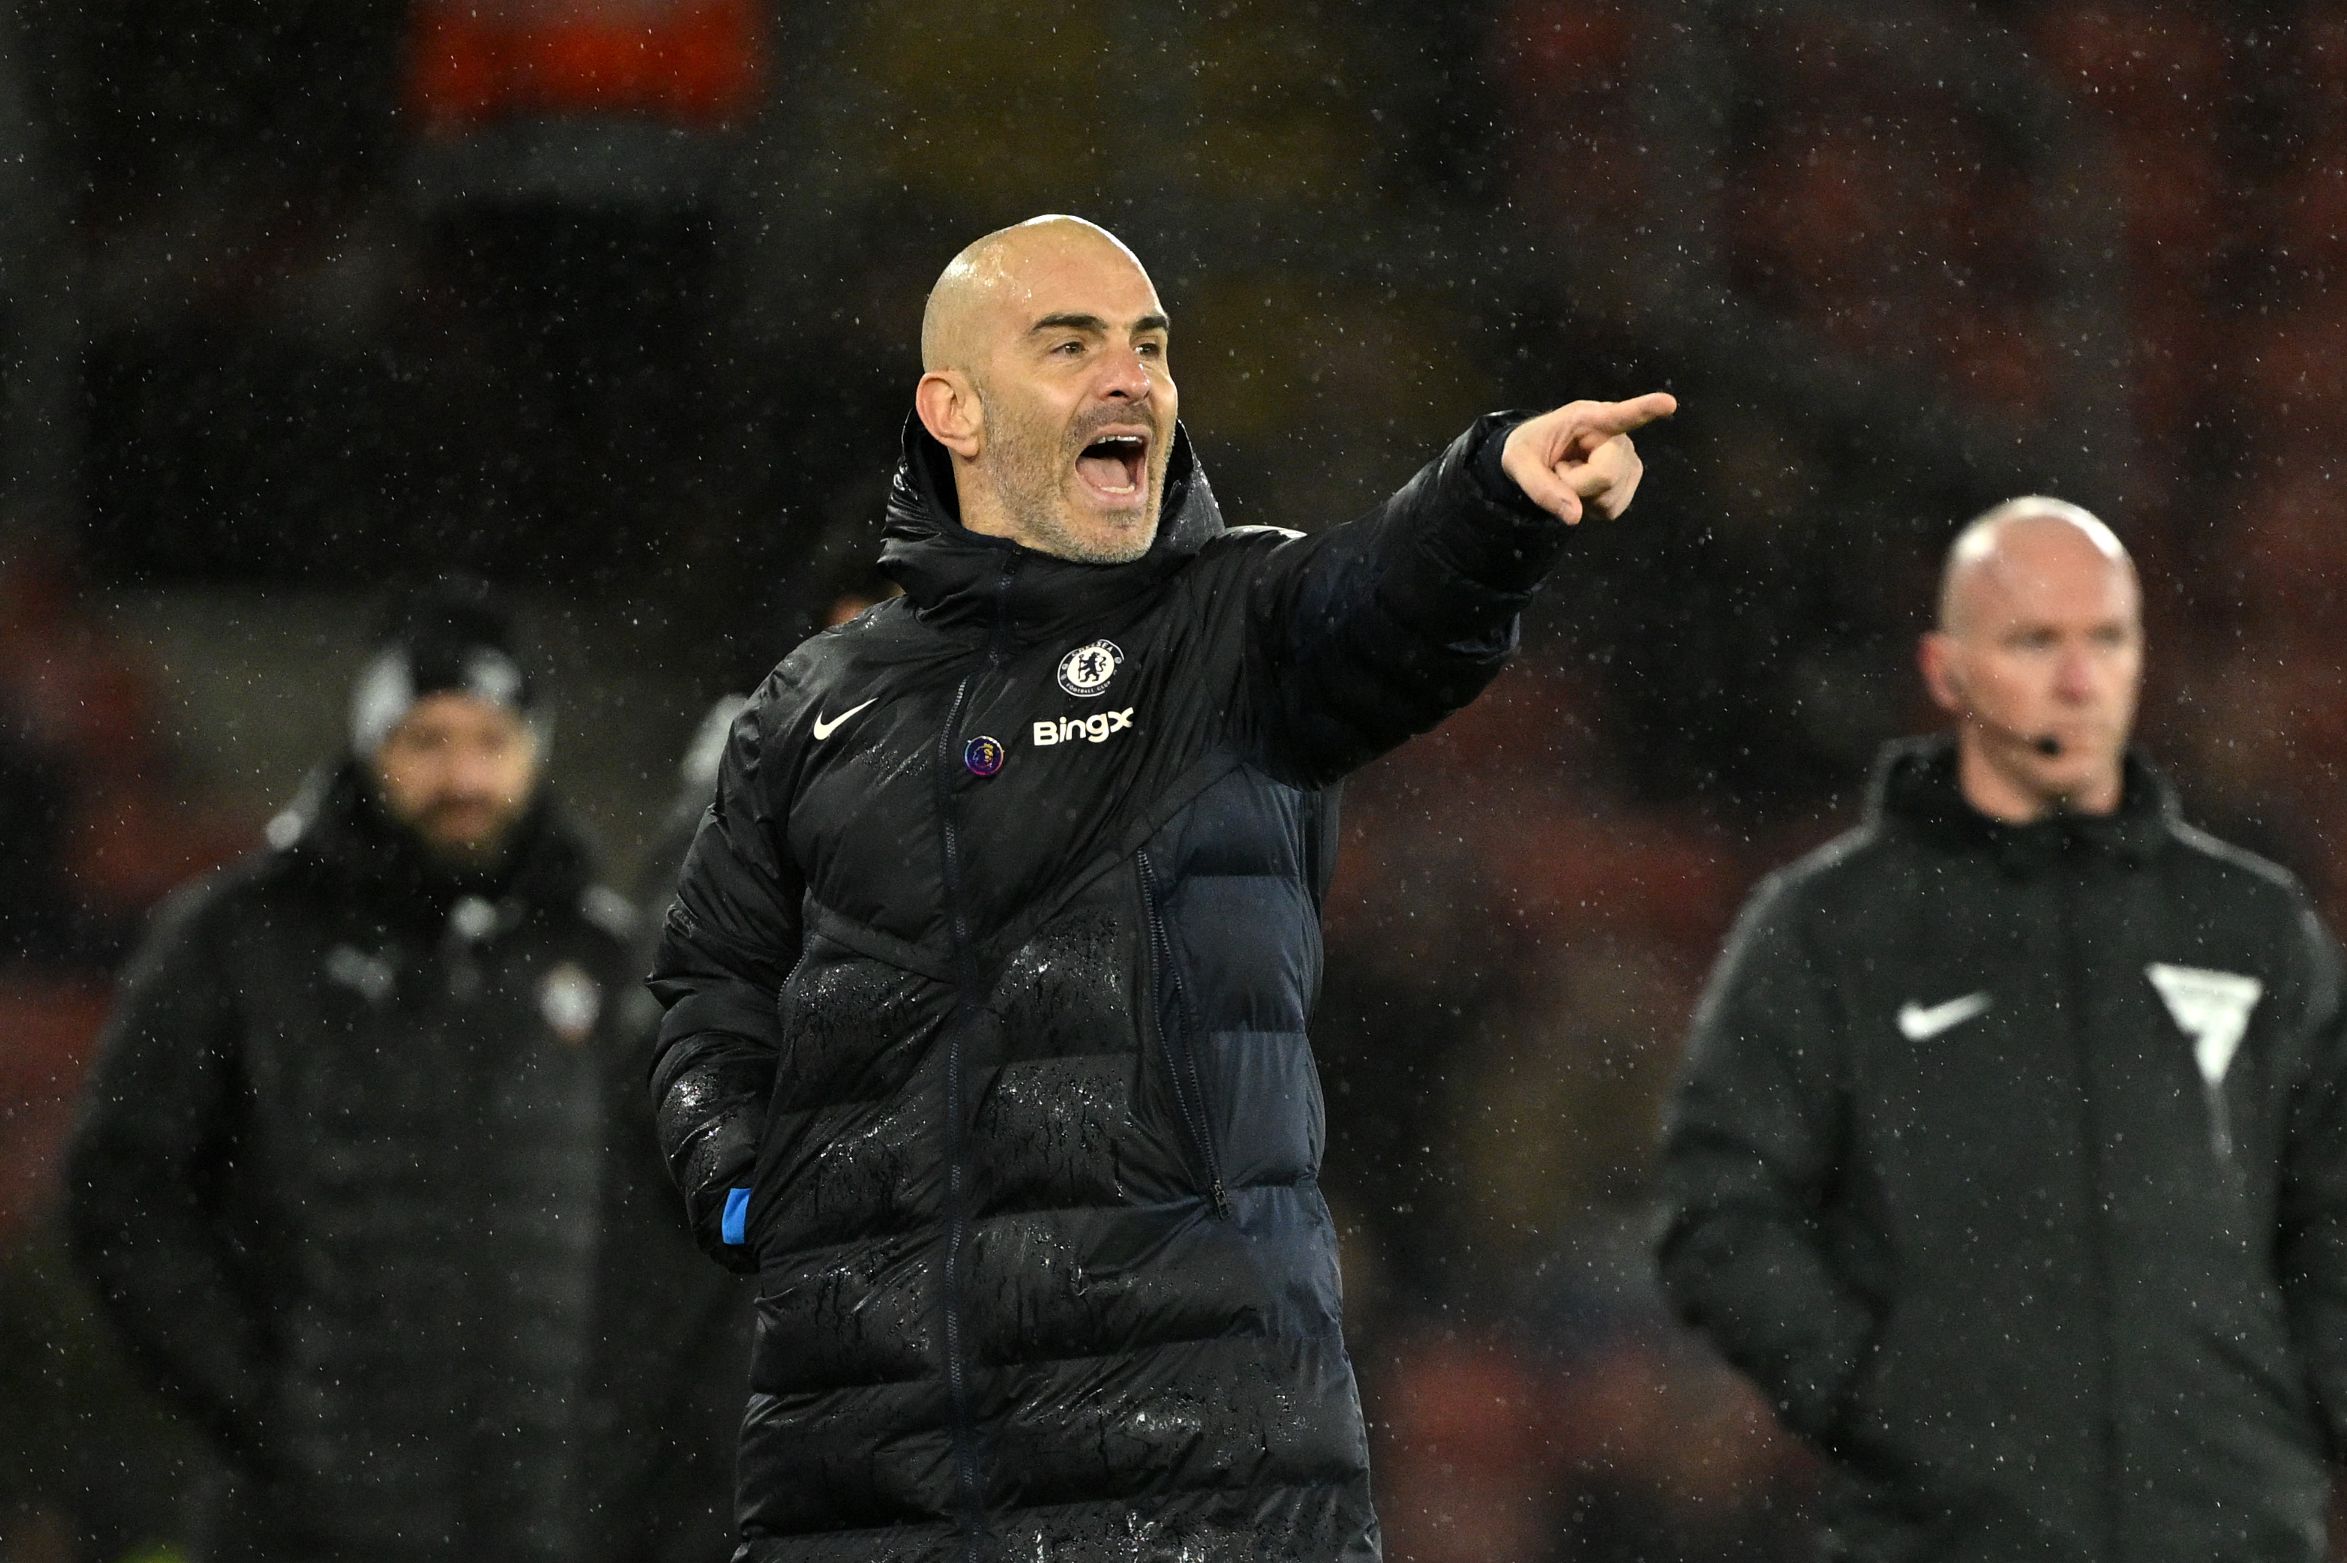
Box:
1920, 495, 2143, 822
1937, 496, 2135, 635
911, 214, 1179, 564
920, 215, 1154, 375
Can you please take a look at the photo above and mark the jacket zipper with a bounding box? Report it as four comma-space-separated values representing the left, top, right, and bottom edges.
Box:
1137, 848, 1234, 1220
2057, 858, 2122, 1563
773, 946, 814, 1028
2203, 1081, 2241, 1174
931, 673, 984, 1546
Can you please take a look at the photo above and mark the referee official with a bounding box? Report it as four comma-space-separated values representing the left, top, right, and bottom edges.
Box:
1658, 499, 2347, 1563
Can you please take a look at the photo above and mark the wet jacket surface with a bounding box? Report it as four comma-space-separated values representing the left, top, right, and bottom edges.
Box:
649, 414, 1565, 1562
1658, 738, 2347, 1563
67, 763, 634, 1563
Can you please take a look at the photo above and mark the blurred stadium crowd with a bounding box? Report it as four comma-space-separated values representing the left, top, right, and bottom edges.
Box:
6, 1, 2347, 1559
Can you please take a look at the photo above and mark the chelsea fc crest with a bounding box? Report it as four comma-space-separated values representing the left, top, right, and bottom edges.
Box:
1056, 639, 1125, 697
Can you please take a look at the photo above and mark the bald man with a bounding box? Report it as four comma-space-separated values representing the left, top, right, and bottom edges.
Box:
1657, 500, 2347, 1563
648, 215, 1673, 1561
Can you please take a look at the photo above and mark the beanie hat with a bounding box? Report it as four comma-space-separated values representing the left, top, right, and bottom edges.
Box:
350, 577, 544, 757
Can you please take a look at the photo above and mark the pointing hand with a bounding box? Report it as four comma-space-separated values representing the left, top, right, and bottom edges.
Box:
1500, 391, 1678, 525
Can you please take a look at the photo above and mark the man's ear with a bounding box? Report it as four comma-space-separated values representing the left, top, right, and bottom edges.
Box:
916, 370, 983, 459
1918, 631, 1964, 716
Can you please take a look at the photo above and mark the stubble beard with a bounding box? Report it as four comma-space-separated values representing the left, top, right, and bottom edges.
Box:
987, 413, 1159, 566
404, 797, 525, 876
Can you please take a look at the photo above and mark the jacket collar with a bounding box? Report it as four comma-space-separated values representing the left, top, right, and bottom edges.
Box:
876, 412, 1223, 647
1870, 733, 2177, 875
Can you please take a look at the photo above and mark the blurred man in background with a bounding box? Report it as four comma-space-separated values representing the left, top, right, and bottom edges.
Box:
647, 212, 1671, 1560
65, 580, 637, 1563
1659, 500, 2347, 1562
584, 690, 756, 1563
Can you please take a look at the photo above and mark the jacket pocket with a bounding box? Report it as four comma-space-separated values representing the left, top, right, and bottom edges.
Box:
1136, 849, 1233, 1220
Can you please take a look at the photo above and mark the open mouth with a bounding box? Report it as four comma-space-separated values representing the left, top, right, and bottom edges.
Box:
1075, 432, 1149, 503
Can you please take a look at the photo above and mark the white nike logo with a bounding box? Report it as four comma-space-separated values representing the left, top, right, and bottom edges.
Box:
811, 698, 877, 742
1897, 991, 1992, 1041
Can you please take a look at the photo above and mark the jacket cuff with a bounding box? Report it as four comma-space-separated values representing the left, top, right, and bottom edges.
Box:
1413, 413, 1572, 601
1467, 411, 1550, 522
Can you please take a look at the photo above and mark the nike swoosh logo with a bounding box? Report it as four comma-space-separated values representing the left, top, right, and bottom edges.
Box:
811, 698, 877, 742
1898, 991, 1993, 1041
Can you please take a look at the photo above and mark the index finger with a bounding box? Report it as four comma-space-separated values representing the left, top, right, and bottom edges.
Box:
1566, 391, 1678, 440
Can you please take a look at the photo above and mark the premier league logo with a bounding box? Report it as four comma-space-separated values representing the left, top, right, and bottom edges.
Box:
1056, 639, 1125, 698
964, 735, 1006, 777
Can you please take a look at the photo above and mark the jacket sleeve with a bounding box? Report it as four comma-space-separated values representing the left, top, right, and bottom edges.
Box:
1654, 872, 1879, 1447
583, 849, 752, 1559
63, 880, 273, 1454
2273, 906, 2347, 1450
645, 687, 803, 1272
1239, 413, 1571, 786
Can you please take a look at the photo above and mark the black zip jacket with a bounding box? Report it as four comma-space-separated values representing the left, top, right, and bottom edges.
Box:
648, 413, 1567, 1561
1657, 737, 2347, 1563
66, 763, 635, 1563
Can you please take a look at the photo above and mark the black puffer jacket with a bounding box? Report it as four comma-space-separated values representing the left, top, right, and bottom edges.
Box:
649, 414, 1568, 1561
1658, 738, 2347, 1563
67, 763, 635, 1563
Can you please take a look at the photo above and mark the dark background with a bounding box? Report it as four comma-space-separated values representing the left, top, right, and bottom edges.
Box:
6, 2, 2345, 1558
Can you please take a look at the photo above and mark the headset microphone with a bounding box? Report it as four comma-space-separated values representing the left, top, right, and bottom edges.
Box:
1946, 670, 2062, 758
1975, 714, 2063, 758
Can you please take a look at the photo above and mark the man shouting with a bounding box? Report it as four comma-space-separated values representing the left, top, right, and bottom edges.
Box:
649, 214, 1673, 1561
